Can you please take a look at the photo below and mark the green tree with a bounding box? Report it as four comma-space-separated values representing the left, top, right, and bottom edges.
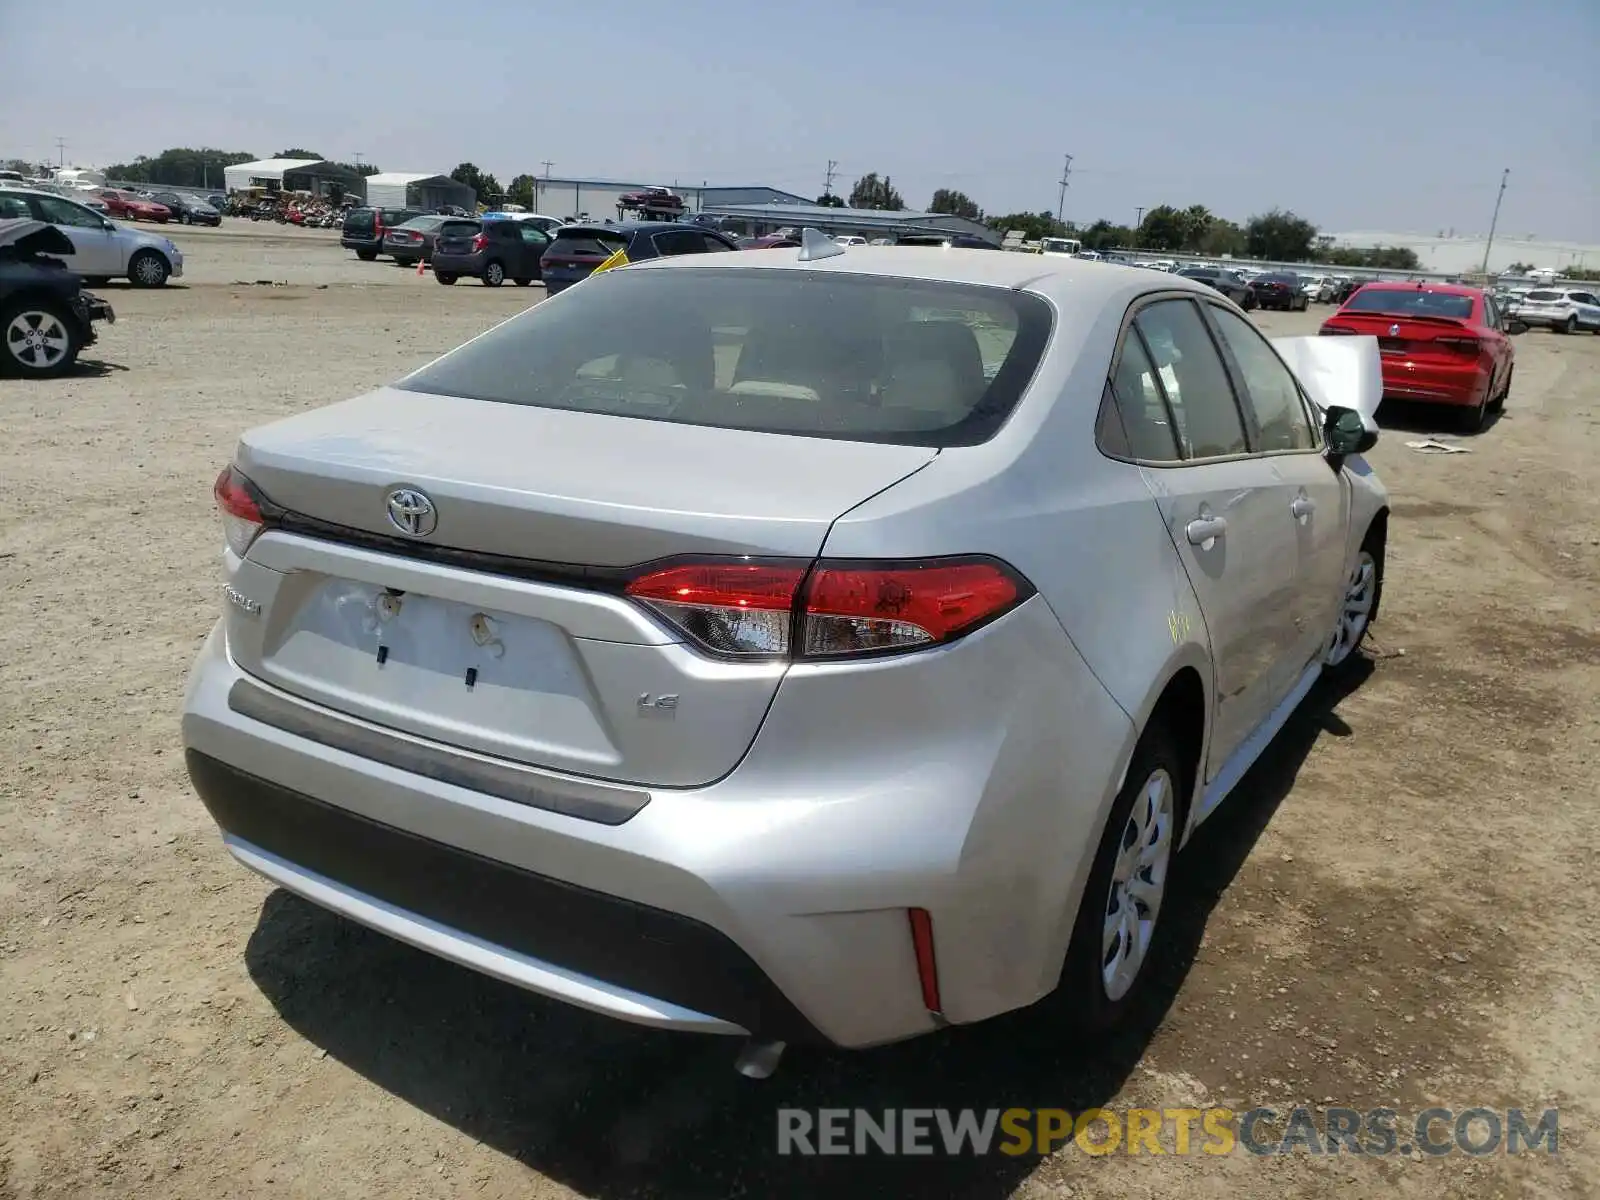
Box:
848, 172, 904, 210
450, 162, 503, 204
814, 193, 846, 207
507, 174, 538, 209
1182, 205, 1213, 251
104, 148, 258, 188
1080, 219, 1135, 254
1136, 205, 1186, 251
274, 148, 323, 160
1246, 209, 1318, 261
1198, 218, 1247, 257
985, 211, 1072, 241
928, 188, 982, 220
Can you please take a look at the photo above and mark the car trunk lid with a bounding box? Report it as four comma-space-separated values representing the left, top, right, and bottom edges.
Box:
225, 388, 936, 786
1323, 311, 1482, 358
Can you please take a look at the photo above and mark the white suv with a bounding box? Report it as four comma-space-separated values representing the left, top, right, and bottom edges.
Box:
1513, 288, 1600, 334
0, 186, 184, 287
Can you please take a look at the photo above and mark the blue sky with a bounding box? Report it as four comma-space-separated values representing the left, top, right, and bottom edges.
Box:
2, 0, 1595, 240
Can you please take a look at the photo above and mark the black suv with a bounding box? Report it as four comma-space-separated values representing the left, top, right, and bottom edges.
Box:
341, 206, 429, 261
431, 219, 551, 287
539, 222, 739, 294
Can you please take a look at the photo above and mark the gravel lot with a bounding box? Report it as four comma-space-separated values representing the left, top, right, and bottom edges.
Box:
2, 223, 1597, 1199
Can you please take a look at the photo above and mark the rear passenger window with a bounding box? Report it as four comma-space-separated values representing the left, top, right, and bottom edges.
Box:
1207, 307, 1316, 452
652, 230, 706, 256
1133, 300, 1249, 458
1099, 332, 1181, 461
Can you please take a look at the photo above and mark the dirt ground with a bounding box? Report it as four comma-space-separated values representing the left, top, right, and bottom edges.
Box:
1, 223, 1596, 1200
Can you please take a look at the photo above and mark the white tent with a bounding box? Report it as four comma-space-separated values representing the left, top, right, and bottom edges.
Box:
222, 158, 323, 192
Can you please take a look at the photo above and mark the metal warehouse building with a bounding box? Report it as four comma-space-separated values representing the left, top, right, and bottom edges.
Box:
525, 177, 812, 221
696, 201, 999, 244
363, 172, 477, 212
221, 158, 365, 199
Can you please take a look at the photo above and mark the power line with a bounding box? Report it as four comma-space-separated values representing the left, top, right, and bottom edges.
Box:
1055, 154, 1073, 225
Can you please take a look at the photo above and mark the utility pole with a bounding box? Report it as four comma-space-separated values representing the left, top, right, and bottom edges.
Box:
541, 161, 554, 178
1481, 168, 1509, 275
1055, 154, 1073, 226
55, 137, 66, 167
823, 159, 839, 199
1134, 206, 1145, 247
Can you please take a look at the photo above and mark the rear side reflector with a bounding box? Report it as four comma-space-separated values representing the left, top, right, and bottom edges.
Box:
623, 556, 1030, 661
213, 465, 267, 557
908, 908, 942, 1014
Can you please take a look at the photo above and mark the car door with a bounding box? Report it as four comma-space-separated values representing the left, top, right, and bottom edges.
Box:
515, 223, 550, 275
649, 228, 708, 259
29, 193, 124, 275
1571, 291, 1600, 330
1478, 294, 1511, 391
1121, 297, 1302, 777
1204, 302, 1347, 679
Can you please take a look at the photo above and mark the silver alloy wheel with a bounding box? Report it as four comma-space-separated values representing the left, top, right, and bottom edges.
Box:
133, 253, 166, 285
1101, 767, 1174, 1002
1326, 550, 1377, 666
6, 310, 70, 371
484, 262, 504, 286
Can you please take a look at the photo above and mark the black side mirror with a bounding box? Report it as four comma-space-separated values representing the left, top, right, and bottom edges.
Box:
1325, 406, 1377, 457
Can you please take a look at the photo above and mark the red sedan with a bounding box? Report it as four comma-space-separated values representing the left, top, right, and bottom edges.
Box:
1319, 282, 1514, 433
95, 189, 172, 223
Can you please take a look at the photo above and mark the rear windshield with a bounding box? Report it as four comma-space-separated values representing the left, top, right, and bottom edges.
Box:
1524, 290, 1562, 301
395, 216, 447, 231
1343, 289, 1476, 319
438, 220, 481, 237
546, 231, 629, 258
343, 208, 375, 232
396, 267, 1052, 447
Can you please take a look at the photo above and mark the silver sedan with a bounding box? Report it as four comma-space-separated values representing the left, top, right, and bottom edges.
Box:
183, 237, 1389, 1073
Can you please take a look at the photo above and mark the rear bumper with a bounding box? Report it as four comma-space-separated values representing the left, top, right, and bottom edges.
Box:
182, 595, 1134, 1048
341, 237, 382, 253
1514, 310, 1582, 329
430, 251, 487, 275
1379, 355, 1488, 406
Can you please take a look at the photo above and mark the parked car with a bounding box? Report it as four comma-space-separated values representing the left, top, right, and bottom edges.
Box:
832, 235, 869, 247
894, 233, 1000, 249
0, 218, 115, 377
1332, 277, 1367, 305
1301, 275, 1340, 304
381, 215, 481, 268
1319, 282, 1518, 432
93, 189, 171, 223
1511, 288, 1600, 334
0, 187, 183, 286
739, 234, 800, 249
148, 192, 223, 227
539, 222, 739, 294
1249, 272, 1308, 311
432, 219, 548, 287
1176, 266, 1257, 310
340, 206, 429, 261
187, 249, 1389, 1069
617, 186, 685, 215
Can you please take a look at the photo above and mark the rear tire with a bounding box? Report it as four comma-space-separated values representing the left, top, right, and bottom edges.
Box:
482, 261, 505, 287
2, 299, 82, 378
1490, 364, 1512, 411
1058, 723, 1183, 1031
1326, 536, 1382, 672
1457, 391, 1489, 434
513, 277, 532, 287
435, 273, 458, 285
1561, 314, 1577, 334
356, 249, 377, 262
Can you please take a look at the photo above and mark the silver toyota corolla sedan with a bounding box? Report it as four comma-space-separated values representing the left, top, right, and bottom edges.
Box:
183, 237, 1388, 1074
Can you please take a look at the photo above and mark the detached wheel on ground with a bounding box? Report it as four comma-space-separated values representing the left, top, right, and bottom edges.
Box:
482, 261, 505, 287
2, 300, 82, 378
1059, 722, 1182, 1030
434, 273, 457, 286
128, 250, 170, 288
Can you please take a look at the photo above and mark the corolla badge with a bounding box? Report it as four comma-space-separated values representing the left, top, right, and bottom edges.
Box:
385, 487, 437, 537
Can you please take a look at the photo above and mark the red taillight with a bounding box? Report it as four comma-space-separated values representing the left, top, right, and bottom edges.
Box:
908, 908, 942, 1014
213, 465, 266, 557
623, 557, 1028, 660
1434, 335, 1484, 354
472, 233, 488, 252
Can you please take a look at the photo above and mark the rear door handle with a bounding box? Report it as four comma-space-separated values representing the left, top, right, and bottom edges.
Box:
1185, 516, 1228, 545
1291, 496, 1315, 519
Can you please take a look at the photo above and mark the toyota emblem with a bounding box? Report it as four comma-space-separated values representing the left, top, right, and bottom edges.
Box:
385, 487, 437, 537
1389, 323, 1400, 337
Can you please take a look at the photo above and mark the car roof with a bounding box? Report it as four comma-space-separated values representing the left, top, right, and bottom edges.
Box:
558, 221, 711, 237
